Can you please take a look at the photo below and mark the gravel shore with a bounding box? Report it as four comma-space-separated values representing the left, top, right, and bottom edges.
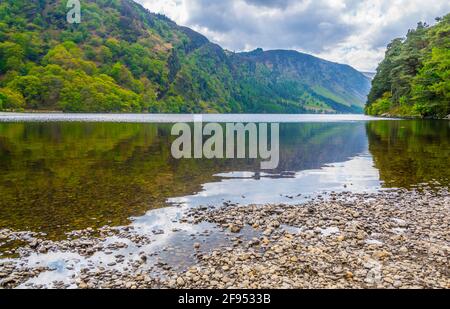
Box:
1, 187, 449, 289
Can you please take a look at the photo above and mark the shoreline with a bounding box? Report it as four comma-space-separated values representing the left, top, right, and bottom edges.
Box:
174, 187, 449, 289
374, 113, 450, 120
0, 187, 449, 289
1, 110, 449, 120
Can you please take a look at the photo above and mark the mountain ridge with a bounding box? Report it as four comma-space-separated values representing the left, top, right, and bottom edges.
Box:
0, 0, 371, 113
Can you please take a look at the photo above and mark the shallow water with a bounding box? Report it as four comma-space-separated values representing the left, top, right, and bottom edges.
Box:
0, 114, 449, 288
0, 115, 448, 238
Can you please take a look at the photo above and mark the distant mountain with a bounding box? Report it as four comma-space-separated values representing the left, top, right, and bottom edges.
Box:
361, 72, 376, 80
0, 0, 371, 113
234, 49, 370, 113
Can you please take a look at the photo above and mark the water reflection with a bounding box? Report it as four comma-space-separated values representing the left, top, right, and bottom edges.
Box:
367, 120, 450, 188
170, 154, 381, 207
0, 119, 448, 238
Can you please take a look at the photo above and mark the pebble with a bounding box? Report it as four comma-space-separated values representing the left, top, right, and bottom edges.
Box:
178, 187, 449, 289
176, 277, 185, 286
0, 186, 448, 289
229, 224, 242, 233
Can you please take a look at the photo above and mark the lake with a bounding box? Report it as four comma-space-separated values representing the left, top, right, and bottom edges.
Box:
0, 114, 449, 241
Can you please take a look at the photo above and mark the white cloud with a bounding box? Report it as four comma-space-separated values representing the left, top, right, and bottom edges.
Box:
134, 0, 189, 24
135, 0, 450, 71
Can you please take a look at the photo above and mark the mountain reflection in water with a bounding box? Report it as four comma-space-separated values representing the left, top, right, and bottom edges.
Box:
0, 117, 448, 238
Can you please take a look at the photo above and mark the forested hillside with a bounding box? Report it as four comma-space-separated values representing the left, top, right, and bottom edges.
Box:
366, 14, 450, 118
0, 0, 370, 113
233, 49, 369, 113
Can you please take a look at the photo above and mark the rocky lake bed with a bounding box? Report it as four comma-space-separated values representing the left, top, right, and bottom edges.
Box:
0, 186, 448, 289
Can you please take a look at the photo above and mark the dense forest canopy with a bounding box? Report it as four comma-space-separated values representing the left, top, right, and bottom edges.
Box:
0, 0, 370, 114
366, 14, 450, 118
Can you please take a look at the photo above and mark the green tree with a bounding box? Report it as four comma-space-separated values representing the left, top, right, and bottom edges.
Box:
8, 75, 43, 109
367, 14, 450, 118
0, 87, 25, 110
0, 42, 25, 74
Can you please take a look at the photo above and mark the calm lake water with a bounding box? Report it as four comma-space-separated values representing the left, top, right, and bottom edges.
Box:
0, 114, 449, 241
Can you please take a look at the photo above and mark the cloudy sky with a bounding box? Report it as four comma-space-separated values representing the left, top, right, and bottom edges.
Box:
134, 0, 450, 71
